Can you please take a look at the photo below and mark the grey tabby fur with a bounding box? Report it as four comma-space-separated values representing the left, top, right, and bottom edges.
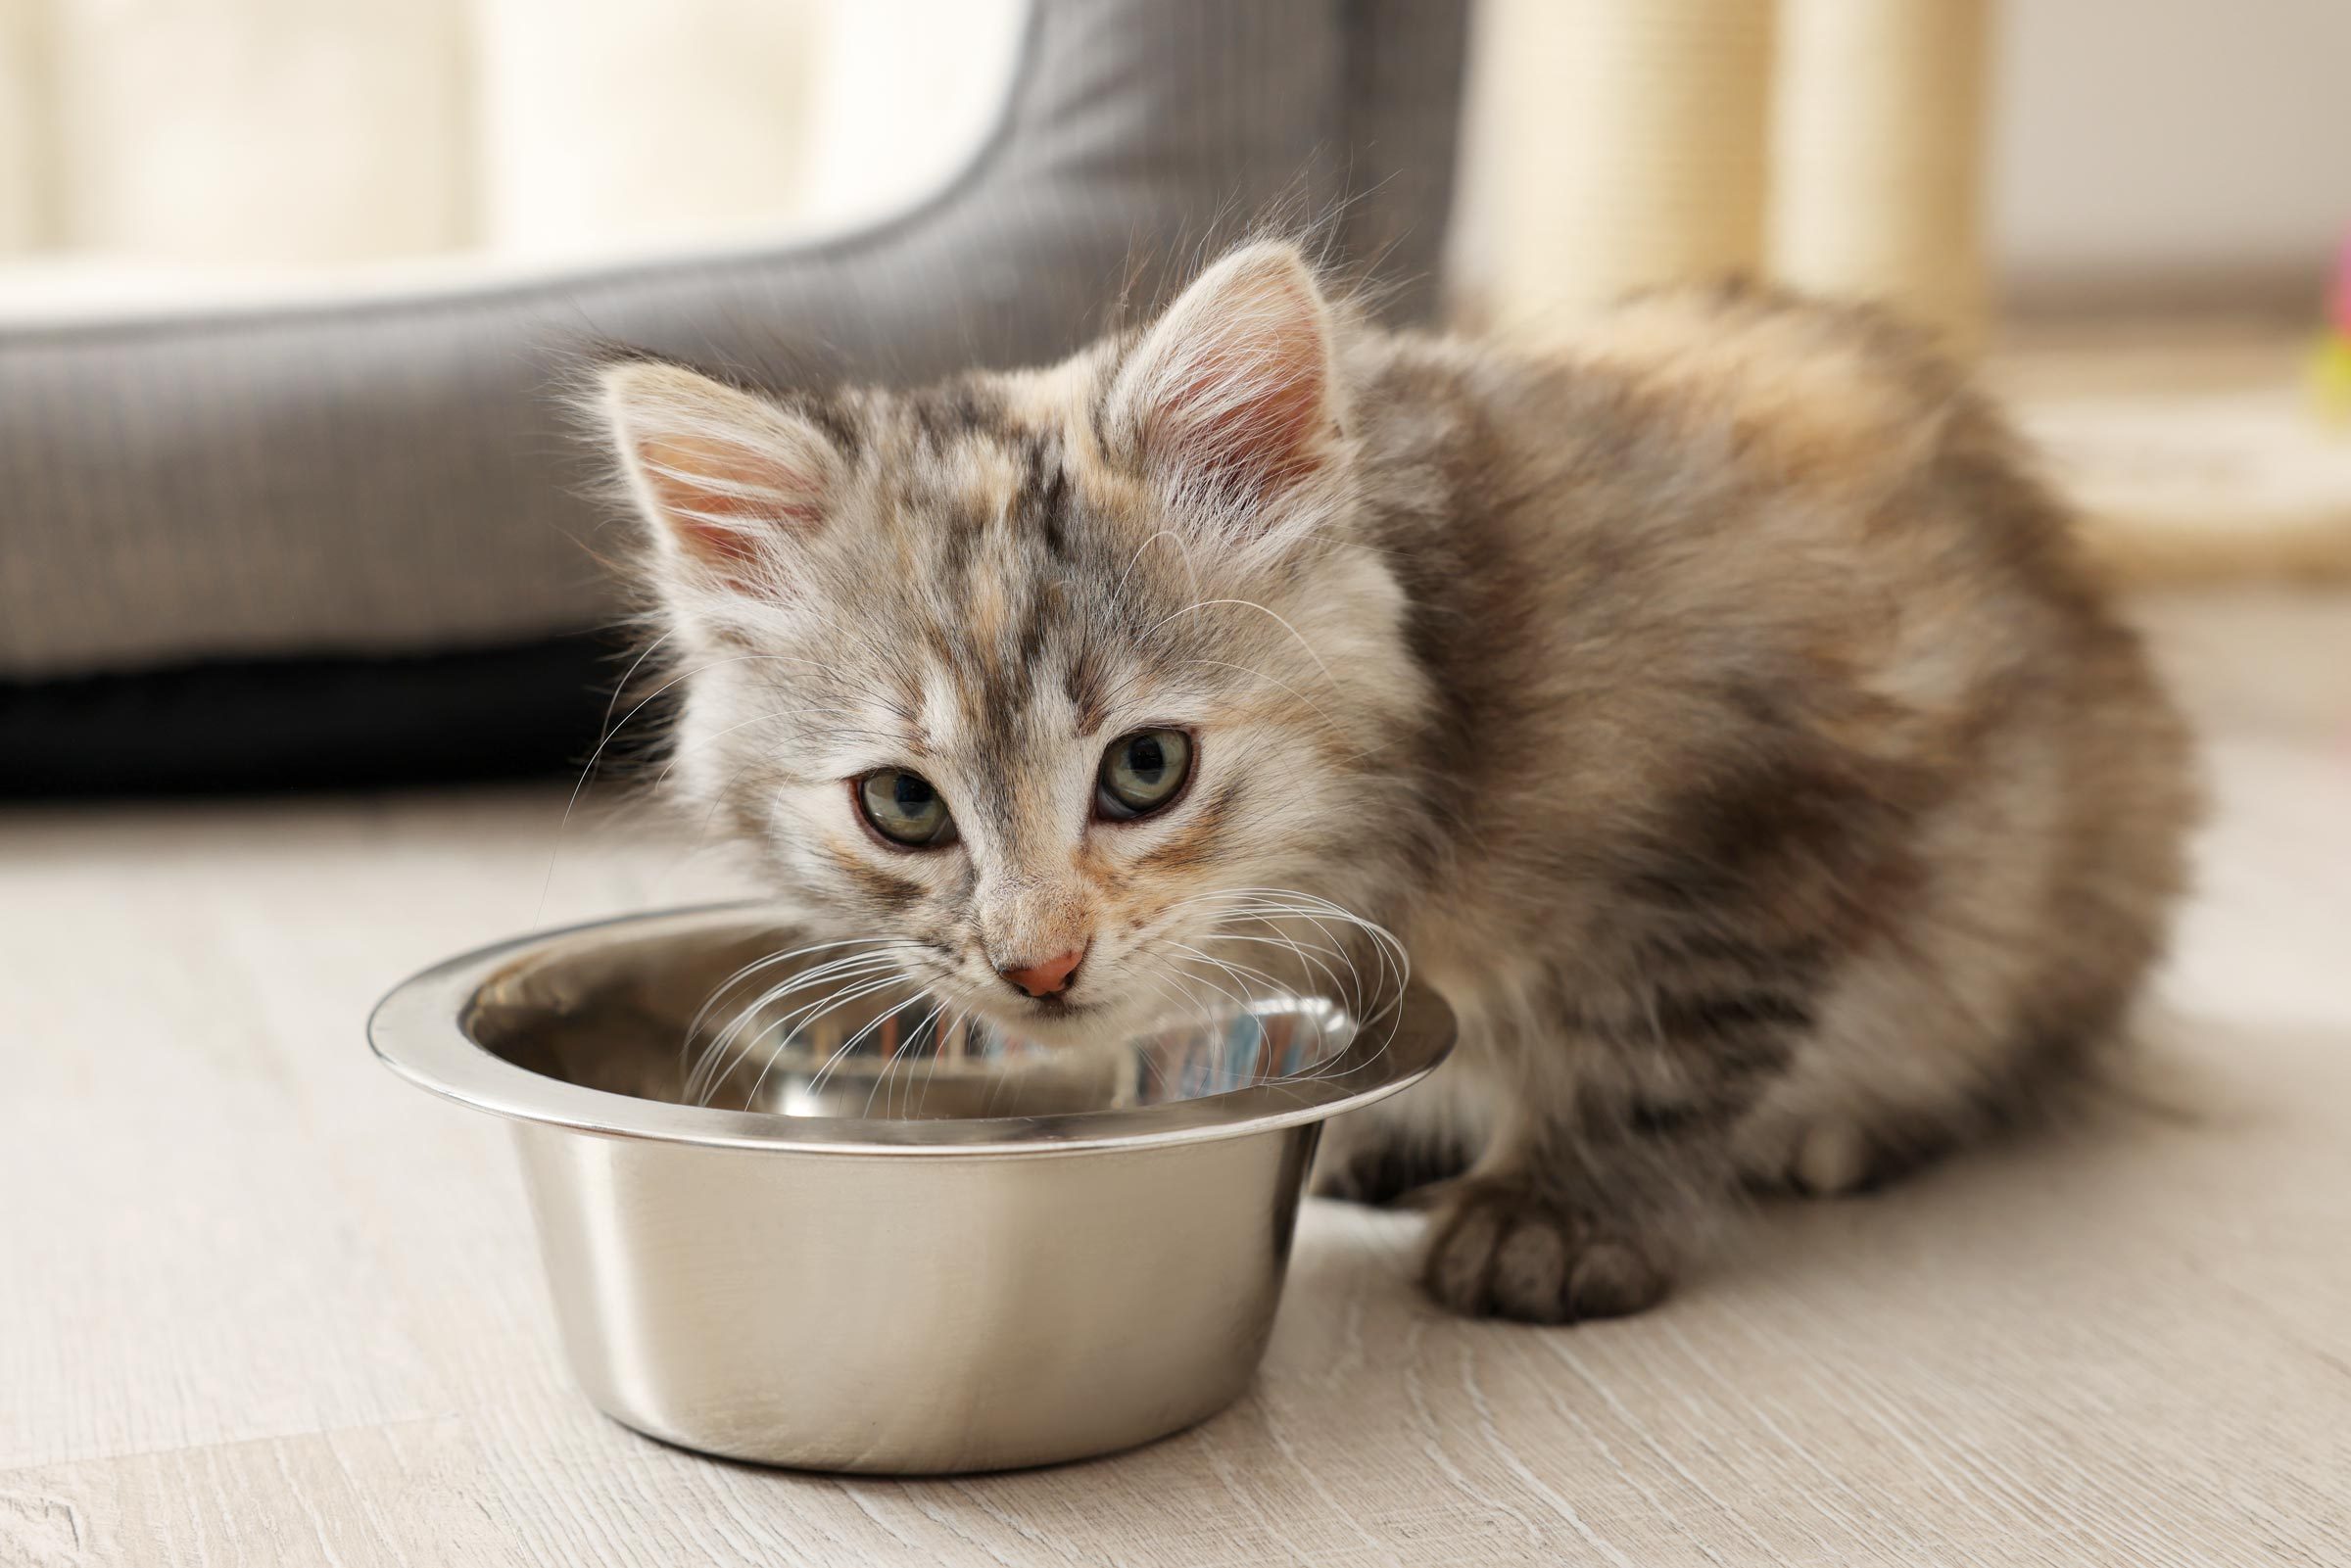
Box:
594, 242, 2197, 1323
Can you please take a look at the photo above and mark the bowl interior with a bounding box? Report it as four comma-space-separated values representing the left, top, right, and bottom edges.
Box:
463, 922, 1367, 1122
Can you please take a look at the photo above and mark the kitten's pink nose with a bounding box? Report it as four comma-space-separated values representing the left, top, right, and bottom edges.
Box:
999, 947, 1086, 999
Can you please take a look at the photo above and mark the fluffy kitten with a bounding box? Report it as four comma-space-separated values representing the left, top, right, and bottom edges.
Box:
594, 241, 2196, 1323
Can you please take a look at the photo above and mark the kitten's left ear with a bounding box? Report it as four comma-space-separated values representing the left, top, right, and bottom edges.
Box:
1105, 241, 1345, 516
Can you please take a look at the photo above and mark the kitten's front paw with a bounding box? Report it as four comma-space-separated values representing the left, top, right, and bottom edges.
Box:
1420, 1182, 1673, 1324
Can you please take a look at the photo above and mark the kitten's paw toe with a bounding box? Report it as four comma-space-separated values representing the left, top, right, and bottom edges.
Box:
1771, 1117, 1950, 1198
1791, 1120, 1877, 1196
1564, 1236, 1671, 1319
1420, 1184, 1672, 1323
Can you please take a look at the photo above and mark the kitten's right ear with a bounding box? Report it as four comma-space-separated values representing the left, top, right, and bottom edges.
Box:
596, 361, 840, 589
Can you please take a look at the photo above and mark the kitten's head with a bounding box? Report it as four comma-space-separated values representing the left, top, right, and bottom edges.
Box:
596, 242, 1428, 1041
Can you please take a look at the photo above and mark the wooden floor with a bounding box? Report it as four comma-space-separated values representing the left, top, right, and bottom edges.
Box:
4, 592, 2348, 1567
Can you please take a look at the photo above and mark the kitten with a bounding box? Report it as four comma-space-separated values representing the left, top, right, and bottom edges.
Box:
593, 241, 2197, 1323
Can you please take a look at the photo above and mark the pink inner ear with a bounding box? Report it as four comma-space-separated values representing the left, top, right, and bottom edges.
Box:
1171, 343, 1326, 497
1134, 262, 1335, 504
640, 432, 825, 571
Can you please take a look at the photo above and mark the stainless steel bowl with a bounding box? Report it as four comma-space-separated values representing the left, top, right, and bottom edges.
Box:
368, 905, 1453, 1474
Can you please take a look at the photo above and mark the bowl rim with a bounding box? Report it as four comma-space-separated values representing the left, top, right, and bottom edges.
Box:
368, 902, 1455, 1158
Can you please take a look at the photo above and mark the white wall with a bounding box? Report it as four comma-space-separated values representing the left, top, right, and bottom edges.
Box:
1992, 0, 2351, 289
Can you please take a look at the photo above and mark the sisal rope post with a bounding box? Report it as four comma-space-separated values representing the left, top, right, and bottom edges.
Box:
1768, 0, 1994, 356
1473, 0, 1775, 339
0, 0, 47, 253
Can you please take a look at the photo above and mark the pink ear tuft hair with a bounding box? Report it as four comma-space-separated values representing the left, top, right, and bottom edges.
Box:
599, 362, 840, 586
1107, 242, 1343, 512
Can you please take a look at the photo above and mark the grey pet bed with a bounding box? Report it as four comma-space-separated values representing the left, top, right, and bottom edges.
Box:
0, 0, 1468, 790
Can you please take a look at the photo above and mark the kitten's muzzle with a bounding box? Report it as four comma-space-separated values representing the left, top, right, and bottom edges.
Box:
999, 944, 1087, 998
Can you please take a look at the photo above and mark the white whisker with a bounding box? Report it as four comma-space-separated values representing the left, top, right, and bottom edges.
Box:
1143, 597, 1340, 691
742, 971, 915, 1109
690, 945, 921, 1104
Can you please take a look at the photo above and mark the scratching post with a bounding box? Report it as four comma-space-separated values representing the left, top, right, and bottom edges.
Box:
1473, 0, 1774, 333
0, 0, 45, 253
1557, 0, 1774, 309
1769, 0, 1993, 355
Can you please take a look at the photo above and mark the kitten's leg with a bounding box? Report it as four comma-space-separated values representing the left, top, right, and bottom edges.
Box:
1313, 1055, 1488, 1206
1313, 1091, 1478, 1207
1725, 936, 2122, 1199
1736, 1108, 1963, 1197
1419, 1008, 1798, 1323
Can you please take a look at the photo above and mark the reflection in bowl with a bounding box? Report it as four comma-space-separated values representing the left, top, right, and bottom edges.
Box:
464, 920, 1364, 1122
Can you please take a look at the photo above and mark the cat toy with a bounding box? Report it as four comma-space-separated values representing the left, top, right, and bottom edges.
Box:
2315, 227, 2351, 428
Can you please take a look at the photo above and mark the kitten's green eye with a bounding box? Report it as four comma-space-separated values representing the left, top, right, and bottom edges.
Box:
1097, 729, 1193, 821
857, 769, 957, 847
